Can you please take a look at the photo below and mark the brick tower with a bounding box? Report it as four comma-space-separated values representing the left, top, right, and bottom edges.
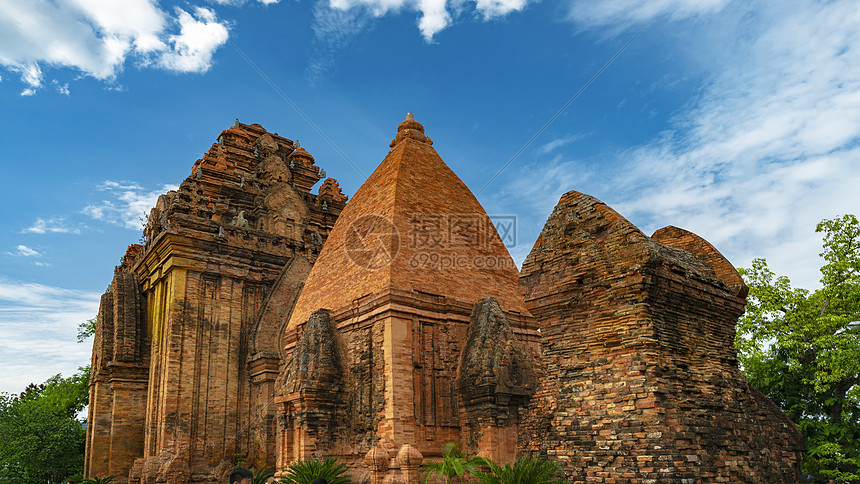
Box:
85, 122, 346, 483
275, 114, 540, 479
516, 191, 803, 482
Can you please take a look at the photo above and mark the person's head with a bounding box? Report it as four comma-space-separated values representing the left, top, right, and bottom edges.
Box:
229, 467, 253, 484
312, 479, 328, 484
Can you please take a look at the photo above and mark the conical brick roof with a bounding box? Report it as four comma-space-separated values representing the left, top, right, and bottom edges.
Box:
287, 114, 528, 329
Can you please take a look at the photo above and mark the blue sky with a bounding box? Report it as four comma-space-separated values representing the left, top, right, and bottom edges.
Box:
1, 0, 858, 395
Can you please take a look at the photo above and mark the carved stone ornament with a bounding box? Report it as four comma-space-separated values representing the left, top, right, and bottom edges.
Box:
230, 210, 249, 228
255, 134, 279, 159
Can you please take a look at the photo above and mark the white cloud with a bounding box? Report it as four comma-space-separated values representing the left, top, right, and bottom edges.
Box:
496, 0, 860, 291
53, 80, 70, 95
326, 0, 530, 41
157, 7, 230, 73
0, 0, 229, 94
97, 180, 143, 191
416, 0, 450, 40
307, 1, 374, 81
211, 0, 280, 4
10, 245, 41, 257
568, 0, 731, 31
22, 217, 82, 234
0, 279, 100, 395
13, 63, 43, 95
537, 134, 590, 155
474, 0, 526, 19
307, 0, 528, 80
83, 180, 178, 230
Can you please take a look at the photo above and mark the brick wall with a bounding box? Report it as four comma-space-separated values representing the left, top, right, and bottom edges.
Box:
518, 190, 802, 483
87, 122, 344, 484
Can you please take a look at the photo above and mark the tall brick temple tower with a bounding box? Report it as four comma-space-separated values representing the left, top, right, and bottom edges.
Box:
275, 114, 541, 479
85, 122, 347, 483
87, 115, 803, 483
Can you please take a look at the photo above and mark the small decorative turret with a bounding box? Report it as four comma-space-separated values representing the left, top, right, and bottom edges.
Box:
389, 112, 433, 148
318, 178, 348, 203
289, 146, 315, 166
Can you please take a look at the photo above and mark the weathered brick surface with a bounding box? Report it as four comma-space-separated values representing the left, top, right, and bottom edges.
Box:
86, 122, 344, 483
517, 191, 802, 483
276, 116, 540, 479
456, 297, 538, 463
90, 117, 801, 484
287, 115, 533, 332
86, 262, 150, 482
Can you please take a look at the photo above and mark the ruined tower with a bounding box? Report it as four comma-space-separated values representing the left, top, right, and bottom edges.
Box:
85, 122, 346, 483
275, 114, 540, 478
516, 191, 803, 482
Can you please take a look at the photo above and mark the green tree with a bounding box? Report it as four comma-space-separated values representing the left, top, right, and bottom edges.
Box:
421, 443, 483, 484
76, 318, 97, 343
473, 455, 566, 484
737, 214, 860, 482
0, 366, 90, 484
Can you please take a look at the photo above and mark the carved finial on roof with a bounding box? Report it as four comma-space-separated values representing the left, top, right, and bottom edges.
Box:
234, 118, 239, 127
319, 168, 326, 179
294, 139, 300, 149
390, 113, 432, 148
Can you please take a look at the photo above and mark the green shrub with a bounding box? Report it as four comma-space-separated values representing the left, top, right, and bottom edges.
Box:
473, 456, 565, 484
252, 467, 275, 484
280, 457, 350, 484
421, 443, 483, 484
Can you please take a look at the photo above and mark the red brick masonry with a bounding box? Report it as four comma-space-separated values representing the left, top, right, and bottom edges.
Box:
517, 190, 802, 483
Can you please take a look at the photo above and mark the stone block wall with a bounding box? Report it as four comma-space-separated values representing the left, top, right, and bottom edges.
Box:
517, 190, 803, 483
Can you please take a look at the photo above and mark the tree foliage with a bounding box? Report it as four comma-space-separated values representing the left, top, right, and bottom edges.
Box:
76, 318, 97, 343
737, 214, 860, 481
279, 457, 350, 484
421, 442, 483, 484
251, 467, 275, 484
0, 366, 91, 484
473, 455, 566, 484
